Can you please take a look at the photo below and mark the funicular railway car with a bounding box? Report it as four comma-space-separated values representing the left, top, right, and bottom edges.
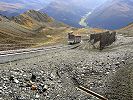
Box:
68, 32, 81, 44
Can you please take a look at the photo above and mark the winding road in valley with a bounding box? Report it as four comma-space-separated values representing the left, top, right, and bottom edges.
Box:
79, 11, 92, 27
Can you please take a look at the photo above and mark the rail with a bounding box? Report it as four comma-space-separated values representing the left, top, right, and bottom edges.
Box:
71, 77, 108, 100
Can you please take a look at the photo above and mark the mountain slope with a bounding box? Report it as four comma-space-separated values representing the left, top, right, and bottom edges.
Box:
40, 0, 108, 27
120, 23, 133, 31
117, 22, 133, 36
12, 10, 54, 28
87, 0, 133, 30
0, 0, 54, 17
0, 16, 36, 49
0, 10, 68, 50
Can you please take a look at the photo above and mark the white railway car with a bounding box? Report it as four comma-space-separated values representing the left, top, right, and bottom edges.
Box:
68, 32, 81, 44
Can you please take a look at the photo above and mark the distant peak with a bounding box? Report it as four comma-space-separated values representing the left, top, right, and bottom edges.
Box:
24, 10, 41, 15
0, 15, 9, 22
25, 10, 38, 13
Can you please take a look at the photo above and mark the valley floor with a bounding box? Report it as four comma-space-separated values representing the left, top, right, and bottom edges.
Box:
0, 34, 133, 100
79, 11, 92, 27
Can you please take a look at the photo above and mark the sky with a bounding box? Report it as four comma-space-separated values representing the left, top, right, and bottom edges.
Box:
0, 0, 109, 12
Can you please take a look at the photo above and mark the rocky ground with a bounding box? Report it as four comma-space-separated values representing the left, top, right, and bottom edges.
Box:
0, 34, 133, 100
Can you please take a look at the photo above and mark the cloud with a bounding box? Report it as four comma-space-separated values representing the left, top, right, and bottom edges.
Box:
0, 2, 23, 11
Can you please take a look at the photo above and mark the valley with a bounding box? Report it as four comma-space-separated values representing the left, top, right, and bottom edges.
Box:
79, 12, 92, 27
87, 0, 133, 30
0, 0, 133, 100
1, 0, 133, 30
40, 0, 108, 28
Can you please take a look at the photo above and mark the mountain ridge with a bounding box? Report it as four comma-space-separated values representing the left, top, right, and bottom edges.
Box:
0, 0, 54, 17
86, 0, 133, 30
12, 10, 54, 28
40, 0, 108, 27
0, 10, 69, 50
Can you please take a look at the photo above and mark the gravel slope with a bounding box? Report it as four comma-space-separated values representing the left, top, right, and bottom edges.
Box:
0, 34, 133, 100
